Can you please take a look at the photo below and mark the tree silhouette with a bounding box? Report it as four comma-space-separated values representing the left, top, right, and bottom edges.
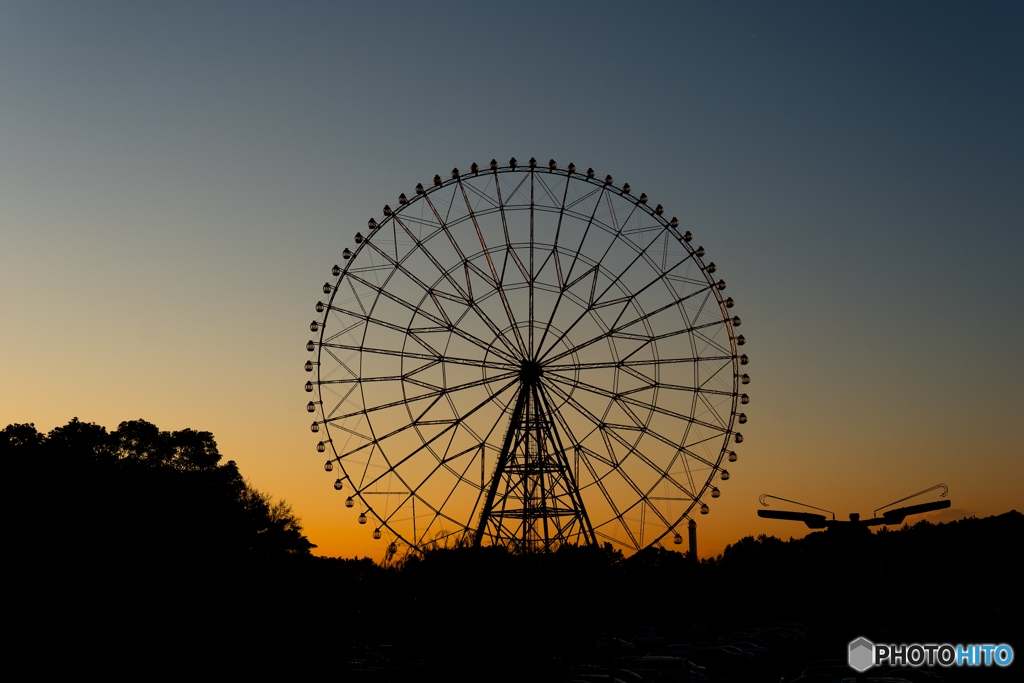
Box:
9, 416, 314, 561
1, 422, 43, 453
169, 427, 220, 470
45, 417, 114, 461
110, 419, 173, 464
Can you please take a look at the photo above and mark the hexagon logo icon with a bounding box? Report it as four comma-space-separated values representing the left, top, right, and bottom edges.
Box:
848, 637, 875, 672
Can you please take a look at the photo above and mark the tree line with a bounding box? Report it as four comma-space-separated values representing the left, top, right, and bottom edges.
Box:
6, 417, 315, 560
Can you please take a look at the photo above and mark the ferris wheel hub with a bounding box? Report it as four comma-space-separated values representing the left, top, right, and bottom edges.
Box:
518, 359, 544, 385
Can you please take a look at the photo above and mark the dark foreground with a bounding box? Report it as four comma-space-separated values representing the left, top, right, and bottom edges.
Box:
24, 512, 1022, 681
7, 420, 1019, 680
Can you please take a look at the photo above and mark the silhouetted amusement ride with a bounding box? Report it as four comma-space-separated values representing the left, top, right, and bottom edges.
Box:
305, 158, 748, 557
757, 484, 952, 531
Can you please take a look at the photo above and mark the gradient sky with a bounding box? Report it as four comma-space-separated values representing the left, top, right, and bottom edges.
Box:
3, 1, 1021, 560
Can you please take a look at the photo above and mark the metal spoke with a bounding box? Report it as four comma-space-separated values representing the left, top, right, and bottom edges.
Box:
334, 273, 519, 365
539, 283, 718, 366
538, 249, 703, 365
455, 179, 530, 358
542, 376, 719, 476
534, 185, 608, 357
545, 355, 732, 371
324, 370, 516, 425
543, 370, 735, 421
353, 376, 520, 492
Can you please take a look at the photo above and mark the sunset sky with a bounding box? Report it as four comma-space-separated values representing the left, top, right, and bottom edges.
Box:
3, 2, 1021, 560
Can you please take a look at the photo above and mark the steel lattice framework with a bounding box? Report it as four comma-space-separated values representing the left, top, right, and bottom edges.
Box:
305, 158, 749, 557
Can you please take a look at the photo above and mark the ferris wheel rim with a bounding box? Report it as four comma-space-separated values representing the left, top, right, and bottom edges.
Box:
310, 159, 744, 555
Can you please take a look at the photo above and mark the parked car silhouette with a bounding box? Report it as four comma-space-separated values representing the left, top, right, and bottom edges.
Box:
595, 638, 636, 652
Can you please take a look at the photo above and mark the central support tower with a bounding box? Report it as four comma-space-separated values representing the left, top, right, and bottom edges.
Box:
473, 360, 597, 552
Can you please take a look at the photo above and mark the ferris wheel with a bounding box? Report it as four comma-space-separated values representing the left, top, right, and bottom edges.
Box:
305, 158, 748, 557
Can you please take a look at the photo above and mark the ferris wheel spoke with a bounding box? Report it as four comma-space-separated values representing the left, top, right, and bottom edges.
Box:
538, 251, 701, 365
652, 317, 731, 343
529, 171, 535, 354
582, 226, 702, 338
335, 411, 445, 462
464, 250, 502, 290
577, 444, 617, 472
321, 346, 360, 379
536, 247, 565, 300
325, 371, 516, 425
463, 177, 501, 210
677, 430, 725, 463
589, 193, 630, 274
694, 388, 730, 432
532, 171, 562, 207
353, 377, 520, 494
618, 484, 677, 539
320, 342, 507, 371
650, 382, 736, 399
547, 283, 715, 364
593, 530, 632, 551
499, 169, 531, 208
377, 438, 478, 517
616, 362, 661, 391
327, 302, 419, 339
562, 184, 608, 286
689, 283, 714, 320
407, 443, 486, 530
376, 446, 479, 533
695, 357, 737, 397
544, 378, 719, 477
455, 186, 531, 359
491, 172, 512, 250
546, 367, 735, 414
606, 467, 683, 539
406, 198, 530, 360
683, 293, 736, 354
454, 183, 530, 358
390, 213, 472, 301
339, 273, 520, 365
405, 501, 470, 547
500, 243, 532, 296
573, 444, 641, 551
385, 212, 442, 237
540, 289, 719, 368
322, 381, 361, 420
322, 317, 365, 345
360, 237, 470, 307
543, 373, 648, 423
545, 355, 731, 372
492, 172, 534, 292
535, 183, 609, 357
667, 445, 699, 505
539, 225, 644, 358
327, 419, 374, 448
348, 270, 376, 317
407, 373, 515, 426
691, 326, 735, 357
445, 299, 522, 363
463, 276, 531, 358
543, 381, 641, 465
